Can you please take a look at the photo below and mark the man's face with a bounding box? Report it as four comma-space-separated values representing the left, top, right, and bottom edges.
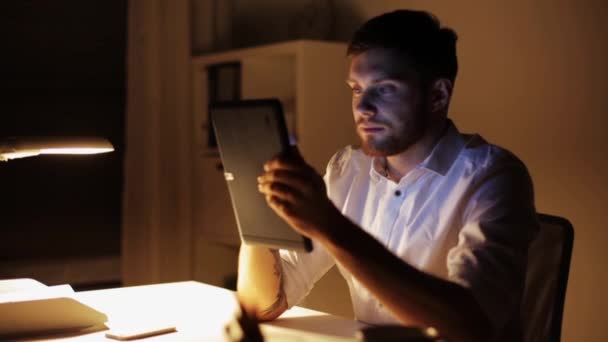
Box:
347, 48, 428, 157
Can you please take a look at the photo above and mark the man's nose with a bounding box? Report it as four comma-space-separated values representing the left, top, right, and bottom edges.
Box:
355, 92, 376, 117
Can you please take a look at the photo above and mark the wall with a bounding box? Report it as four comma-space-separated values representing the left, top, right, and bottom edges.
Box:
193, 1, 608, 340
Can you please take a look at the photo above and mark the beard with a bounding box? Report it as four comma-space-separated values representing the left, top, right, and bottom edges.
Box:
358, 112, 428, 157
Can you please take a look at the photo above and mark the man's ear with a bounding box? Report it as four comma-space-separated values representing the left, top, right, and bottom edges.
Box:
428, 78, 453, 113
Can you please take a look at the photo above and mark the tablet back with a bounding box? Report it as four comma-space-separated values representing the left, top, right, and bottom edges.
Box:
211, 99, 312, 252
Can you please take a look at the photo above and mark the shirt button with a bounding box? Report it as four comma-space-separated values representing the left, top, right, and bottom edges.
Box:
394, 190, 402, 197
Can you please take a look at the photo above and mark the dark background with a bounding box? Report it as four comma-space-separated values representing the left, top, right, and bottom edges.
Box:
0, 1, 126, 262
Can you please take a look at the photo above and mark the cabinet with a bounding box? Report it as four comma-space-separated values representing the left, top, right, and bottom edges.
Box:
191, 40, 356, 317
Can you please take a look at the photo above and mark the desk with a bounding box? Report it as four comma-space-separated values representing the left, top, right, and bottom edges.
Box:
14, 281, 365, 341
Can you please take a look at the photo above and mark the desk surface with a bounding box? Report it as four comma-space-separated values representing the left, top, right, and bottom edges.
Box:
14, 281, 365, 342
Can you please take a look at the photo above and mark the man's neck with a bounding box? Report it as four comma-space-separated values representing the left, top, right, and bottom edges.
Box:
385, 118, 448, 181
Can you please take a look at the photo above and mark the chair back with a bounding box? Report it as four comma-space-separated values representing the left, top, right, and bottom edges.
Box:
521, 213, 574, 342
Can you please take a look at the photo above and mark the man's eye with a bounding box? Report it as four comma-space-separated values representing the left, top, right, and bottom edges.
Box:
376, 85, 396, 95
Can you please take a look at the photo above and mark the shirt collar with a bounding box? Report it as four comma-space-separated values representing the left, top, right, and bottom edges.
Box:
369, 156, 385, 182
368, 119, 466, 181
420, 119, 466, 176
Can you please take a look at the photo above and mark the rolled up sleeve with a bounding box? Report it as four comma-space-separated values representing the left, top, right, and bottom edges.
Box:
279, 243, 335, 308
279, 151, 348, 308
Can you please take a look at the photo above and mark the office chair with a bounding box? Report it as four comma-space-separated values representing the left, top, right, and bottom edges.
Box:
521, 213, 574, 342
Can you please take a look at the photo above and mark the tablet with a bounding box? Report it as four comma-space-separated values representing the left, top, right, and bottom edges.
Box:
211, 99, 313, 252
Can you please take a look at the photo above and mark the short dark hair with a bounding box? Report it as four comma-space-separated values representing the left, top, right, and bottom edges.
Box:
347, 10, 458, 84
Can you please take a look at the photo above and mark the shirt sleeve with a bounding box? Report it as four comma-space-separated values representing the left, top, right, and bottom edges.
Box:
278, 150, 346, 308
279, 243, 335, 308
447, 157, 539, 333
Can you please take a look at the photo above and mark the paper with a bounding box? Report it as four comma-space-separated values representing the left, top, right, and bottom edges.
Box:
0, 284, 75, 303
0, 278, 47, 294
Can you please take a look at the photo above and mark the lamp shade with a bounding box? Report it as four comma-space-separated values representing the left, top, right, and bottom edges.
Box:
0, 137, 114, 161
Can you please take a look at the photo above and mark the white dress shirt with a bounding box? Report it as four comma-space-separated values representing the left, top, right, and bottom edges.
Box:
279, 120, 538, 340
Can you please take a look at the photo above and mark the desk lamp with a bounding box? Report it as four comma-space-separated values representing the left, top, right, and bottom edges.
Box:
0, 137, 114, 161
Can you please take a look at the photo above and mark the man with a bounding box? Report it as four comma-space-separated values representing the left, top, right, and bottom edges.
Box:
237, 10, 538, 342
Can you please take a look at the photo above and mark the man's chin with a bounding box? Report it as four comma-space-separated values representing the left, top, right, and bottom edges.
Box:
361, 144, 388, 157
360, 137, 416, 157
361, 143, 401, 157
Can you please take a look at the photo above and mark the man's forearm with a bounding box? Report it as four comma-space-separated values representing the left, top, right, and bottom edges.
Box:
319, 214, 491, 342
237, 245, 287, 320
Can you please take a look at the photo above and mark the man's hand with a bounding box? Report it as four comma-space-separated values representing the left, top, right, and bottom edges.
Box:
257, 147, 341, 242
224, 301, 264, 342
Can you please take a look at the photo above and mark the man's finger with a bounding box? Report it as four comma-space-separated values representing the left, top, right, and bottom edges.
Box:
258, 169, 311, 191
258, 181, 301, 204
263, 157, 302, 172
267, 195, 295, 218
